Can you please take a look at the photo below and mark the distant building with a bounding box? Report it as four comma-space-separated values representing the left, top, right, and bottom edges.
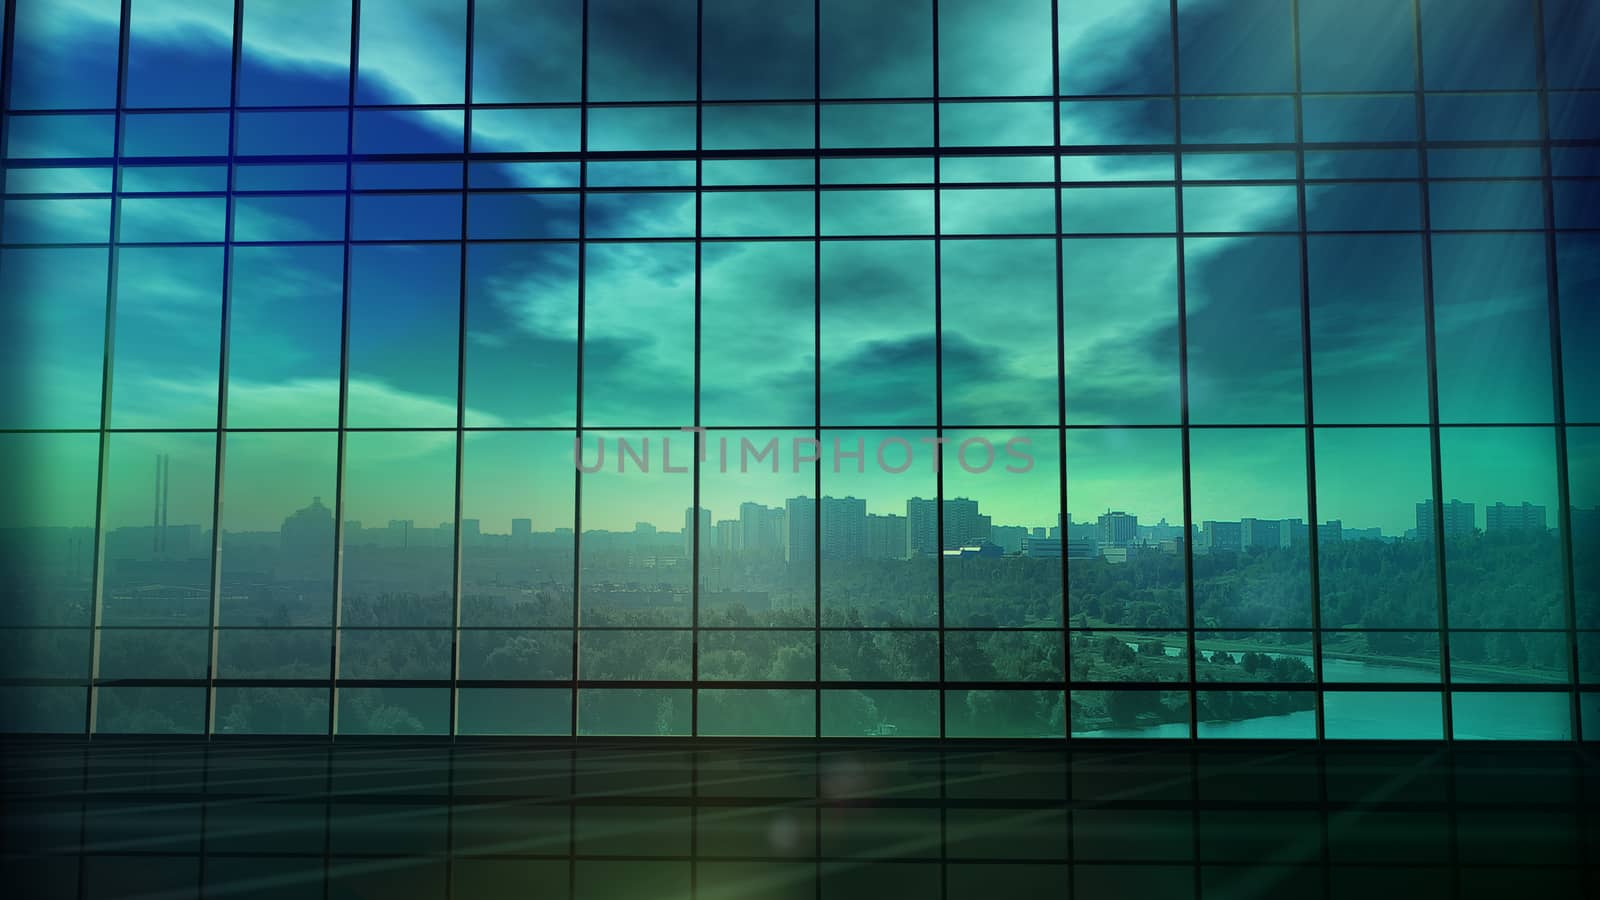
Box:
683, 508, 710, 557
943, 498, 987, 549
280, 496, 334, 555
866, 513, 907, 559
1485, 501, 1547, 534
785, 496, 816, 563
738, 502, 785, 554
511, 518, 532, 547
1198, 520, 1242, 554
1022, 536, 1061, 558
1066, 538, 1099, 559
989, 525, 1028, 554
820, 496, 867, 559
906, 497, 939, 557
1342, 526, 1382, 542
714, 519, 741, 552
1416, 499, 1474, 542
1096, 510, 1138, 547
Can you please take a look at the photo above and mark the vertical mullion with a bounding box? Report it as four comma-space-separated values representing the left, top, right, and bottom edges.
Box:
1533, 0, 1582, 743
1411, 0, 1454, 746
85, 0, 134, 739
569, 4, 589, 896
446, 5, 474, 899
572, 0, 589, 746
691, 4, 703, 900
449, 0, 476, 743
1051, 0, 1070, 747
1167, 0, 1197, 744
691, 0, 703, 744
328, 0, 361, 741
1290, 5, 1332, 893
931, 6, 946, 900
202, 0, 245, 742
1288, 0, 1326, 745
812, 0, 823, 751
812, 0, 823, 893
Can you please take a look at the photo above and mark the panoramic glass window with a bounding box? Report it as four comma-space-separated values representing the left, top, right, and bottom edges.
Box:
0, 0, 1592, 744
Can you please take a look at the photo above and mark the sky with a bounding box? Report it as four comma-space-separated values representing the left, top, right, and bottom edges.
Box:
2, 0, 1594, 538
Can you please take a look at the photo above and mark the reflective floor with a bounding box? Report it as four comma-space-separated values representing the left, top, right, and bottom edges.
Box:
1, 741, 1595, 899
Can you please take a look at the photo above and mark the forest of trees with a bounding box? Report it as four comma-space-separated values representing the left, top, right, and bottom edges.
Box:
0, 529, 1586, 735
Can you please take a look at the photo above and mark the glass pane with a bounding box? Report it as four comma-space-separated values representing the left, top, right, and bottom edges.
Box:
125, 0, 233, 108
1176, 0, 1294, 94
1555, 235, 1599, 421
0, 433, 100, 626
100, 432, 216, 626
1195, 691, 1316, 739
356, 0, 465, 105
0, 248, 107, 428
938, 0, 1052, 98
1420, 0, 1537, 91
1450, 691, 1570, 740
698, 632, 814, 681
219, 431, 337, 627
697, 430, 816, 628
1190, 428, 1312, 630
820, 430, 937, 627
1432, 235, 1553, 424
1185, 237, 1304, 425
578, 689, 691, 736
463, 243, 577, 427
945, 631, 1062, 682
1438, 428, 1564, 629
700, 242, 815, 427
1059, 0, 1171, 96
337, 687, 450, 735
460, 431, 575, 627
940, 240, 1058, 426
583, 244, 695, 427
473, 0, 581, 103
1571, 427, 1600, 630
578, 430, 694, 626
1066, 428, 1186, 628
822, 690, 939, 737
239, 0, 352, 106
8, 0, 122, 110
1061, 238, 1180, 424
339, 432, 457, 628
1297, 0, 1416, 92
346, 245, 460, 429
1071, 690, 1191, 738
587, 0, 696, 102
820, 241, 935, 426
1071, 632, 1190, 683
226, 246, 343, 428
110, 247, 223, 428
819, 0, 931, 99
941, 429, 1061, 627
457, 688, 570, 735
1308, 235, 1430, 424
698, 689, 815, 736
214, 687, 329, 735
944, 690, 1063, 738
703, 0, 814, 101
821, 630, 938, 682
1314, 428, 1438, 631
458, 631, 571, 680
1322, 692, 1443, 739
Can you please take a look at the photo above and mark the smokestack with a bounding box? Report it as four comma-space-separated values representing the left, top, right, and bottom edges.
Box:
160, 454, 169, 553
153, 454, 161, 553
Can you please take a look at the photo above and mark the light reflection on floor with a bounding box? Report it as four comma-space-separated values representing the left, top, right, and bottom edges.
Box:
1, 741, 1595, 899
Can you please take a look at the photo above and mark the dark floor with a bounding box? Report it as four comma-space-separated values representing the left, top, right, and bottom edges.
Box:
1, 740, 1596, 899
